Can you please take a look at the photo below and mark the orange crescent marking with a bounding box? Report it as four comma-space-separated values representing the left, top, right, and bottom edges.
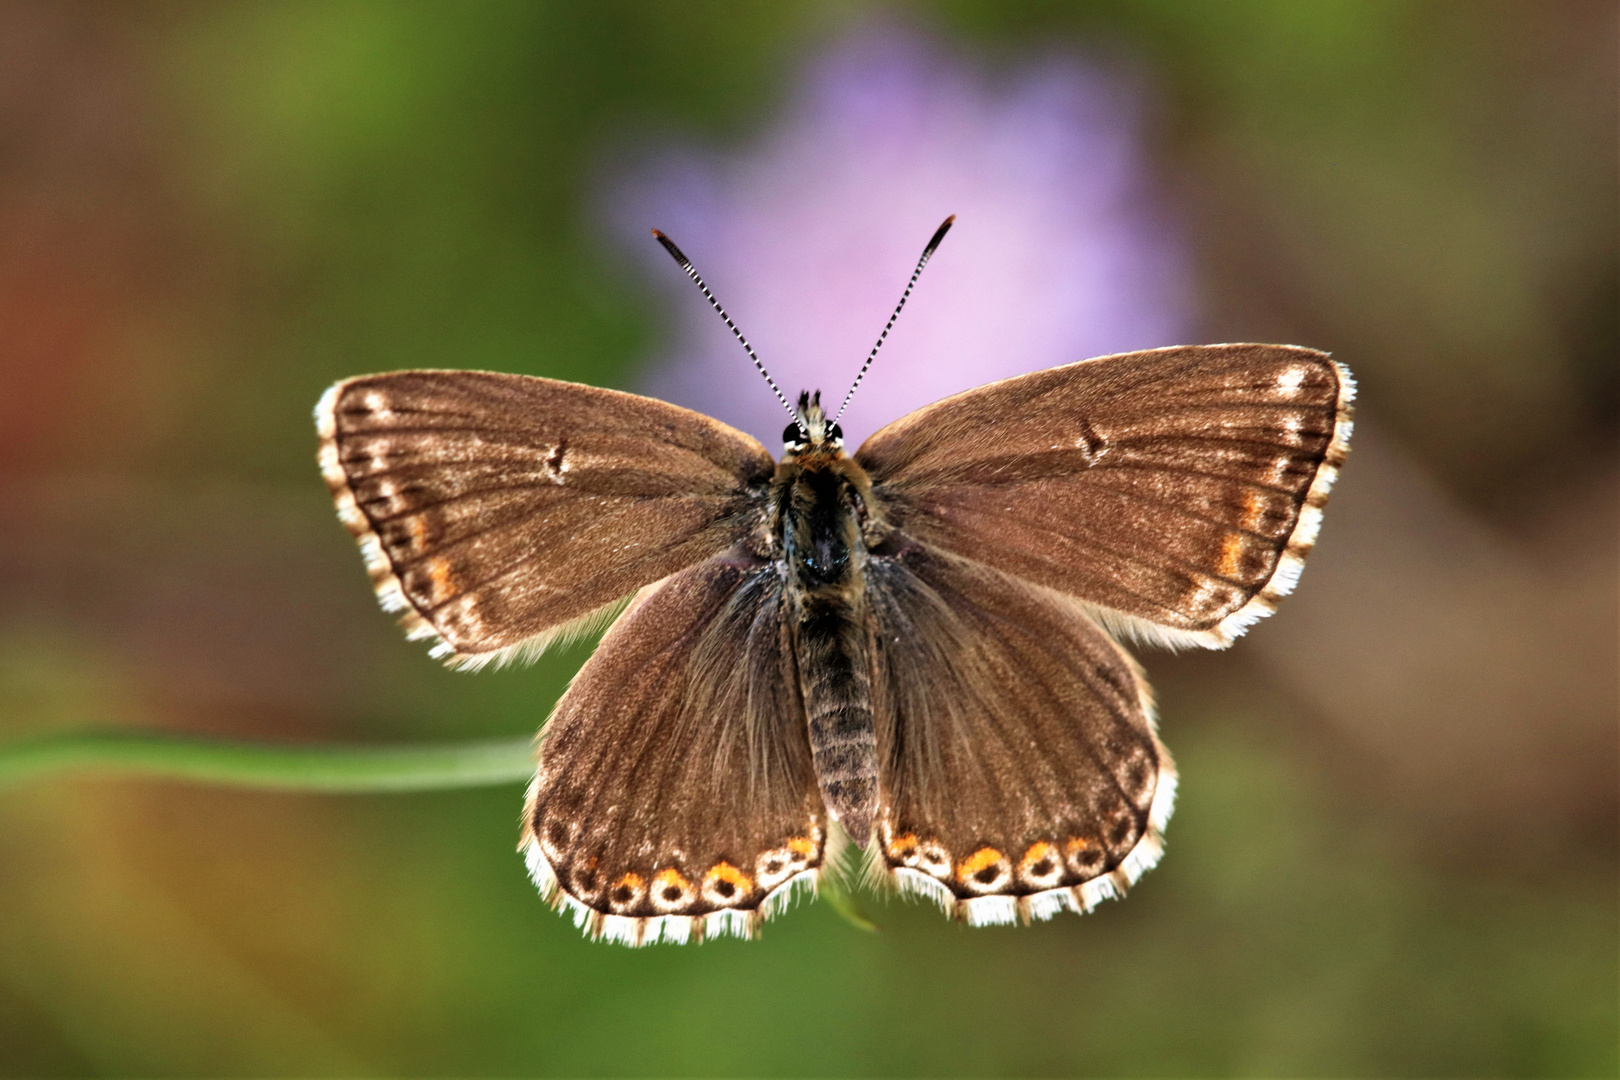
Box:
704, 862, 753, 892
1019, 842, 1060, 872
956, 847, 1007, 881
1217, 533, 1245, 579
651, 868, 690, 899
427, 558, 457, 603
1239, 489, 1267, 534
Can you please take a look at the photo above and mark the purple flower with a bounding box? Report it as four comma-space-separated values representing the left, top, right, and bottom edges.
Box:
607, 28, 1189, 449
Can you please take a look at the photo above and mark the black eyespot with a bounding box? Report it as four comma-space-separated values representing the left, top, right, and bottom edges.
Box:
827, 422, 843, 442
782, 423, 804, 444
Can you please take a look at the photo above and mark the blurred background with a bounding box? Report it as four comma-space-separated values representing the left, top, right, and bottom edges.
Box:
0, 1, 1614, 1075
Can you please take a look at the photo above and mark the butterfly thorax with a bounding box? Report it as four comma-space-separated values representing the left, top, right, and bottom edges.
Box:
771, 390, 887, 589
770, 392, 882, 846
775, 454, 863, 585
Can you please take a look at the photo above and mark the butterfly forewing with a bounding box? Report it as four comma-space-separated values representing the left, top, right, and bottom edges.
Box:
865, 545, 1173, 925
522, 556, 826, 945
316, 371, 774, 667
856, 344, 1354, 647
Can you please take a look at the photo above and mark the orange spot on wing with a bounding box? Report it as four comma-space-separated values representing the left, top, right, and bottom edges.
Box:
887, 833, 919, 860
702, 861, 753, 899
652, 868, 689, 892
786, 836, 816, 858
956, 847, 1007, 879
1065, 837, 1090, 854
1217, 534, 1245, 579
427, 557, 457, 602
1239, 489, 1267, 534
608, 872, 646, 910
1019, 842, 1059, 872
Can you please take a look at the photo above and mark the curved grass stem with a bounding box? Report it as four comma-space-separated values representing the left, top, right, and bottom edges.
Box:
1, 727, 882, 933
819, 867, 881, 933
0, 730, 536, 793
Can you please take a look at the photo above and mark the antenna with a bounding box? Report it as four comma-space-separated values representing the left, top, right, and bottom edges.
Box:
651, 229, 801, 430
833, 214, 955, 423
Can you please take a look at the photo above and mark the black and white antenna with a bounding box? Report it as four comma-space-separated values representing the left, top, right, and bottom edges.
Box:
833, 214, 955, 424
652, 229, 802, 432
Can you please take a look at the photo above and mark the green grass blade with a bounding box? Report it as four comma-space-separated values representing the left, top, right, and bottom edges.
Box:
819, 869, 881, 933
0, 730, 535, 792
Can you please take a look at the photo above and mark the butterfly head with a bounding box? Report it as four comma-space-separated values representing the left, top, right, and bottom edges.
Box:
783, 390, 843, 455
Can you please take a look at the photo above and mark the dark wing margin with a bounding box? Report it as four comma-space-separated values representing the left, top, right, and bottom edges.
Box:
855, 344, 1354, 648
522, 557, 825, 946
866, 545, 1175, 926
315, 370, 774, 669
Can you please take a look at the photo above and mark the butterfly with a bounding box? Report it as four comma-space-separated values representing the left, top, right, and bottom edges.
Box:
315, 217, 1353, 946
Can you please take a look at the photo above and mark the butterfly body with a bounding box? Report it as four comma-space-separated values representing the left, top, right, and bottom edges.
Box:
317, 342, 1353, 945
771, 392, 884, 846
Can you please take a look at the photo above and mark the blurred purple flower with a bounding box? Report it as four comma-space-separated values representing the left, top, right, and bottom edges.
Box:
607, 29, 1189, 449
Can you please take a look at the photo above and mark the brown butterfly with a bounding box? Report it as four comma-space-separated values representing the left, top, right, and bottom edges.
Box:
315, 217, 1353, 945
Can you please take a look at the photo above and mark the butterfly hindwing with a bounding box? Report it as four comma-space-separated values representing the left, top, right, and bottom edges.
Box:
316, 370, 774, 668
522, 555, 826, 946
856, 344, 1354, 647
866, 543, 1174, 925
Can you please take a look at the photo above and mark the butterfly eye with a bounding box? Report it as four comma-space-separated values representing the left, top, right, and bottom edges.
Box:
782, 423, 804, 445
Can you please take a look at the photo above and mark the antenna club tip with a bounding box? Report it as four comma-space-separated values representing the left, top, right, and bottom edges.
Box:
923, 215, 956, 257
651, 228, 692, 269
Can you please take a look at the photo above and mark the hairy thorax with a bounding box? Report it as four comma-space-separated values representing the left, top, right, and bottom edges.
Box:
772, 450, 883, 590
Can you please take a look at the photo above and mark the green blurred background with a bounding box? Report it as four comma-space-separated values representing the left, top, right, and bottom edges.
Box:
0, 2, 1615, 1075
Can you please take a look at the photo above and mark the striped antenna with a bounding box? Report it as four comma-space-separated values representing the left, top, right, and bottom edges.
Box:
652, 229, 802, 431
833, 214, 955, 423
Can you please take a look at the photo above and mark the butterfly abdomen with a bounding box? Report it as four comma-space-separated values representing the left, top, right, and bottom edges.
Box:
776, 452, 880, 846
795, 593, 877, 846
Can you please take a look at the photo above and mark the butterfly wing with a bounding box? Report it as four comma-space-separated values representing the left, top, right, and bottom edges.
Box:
316, 370, 774, 668
855, 344, 1354, 647
866, 544, 1173, 925
522, 555, 826, 945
